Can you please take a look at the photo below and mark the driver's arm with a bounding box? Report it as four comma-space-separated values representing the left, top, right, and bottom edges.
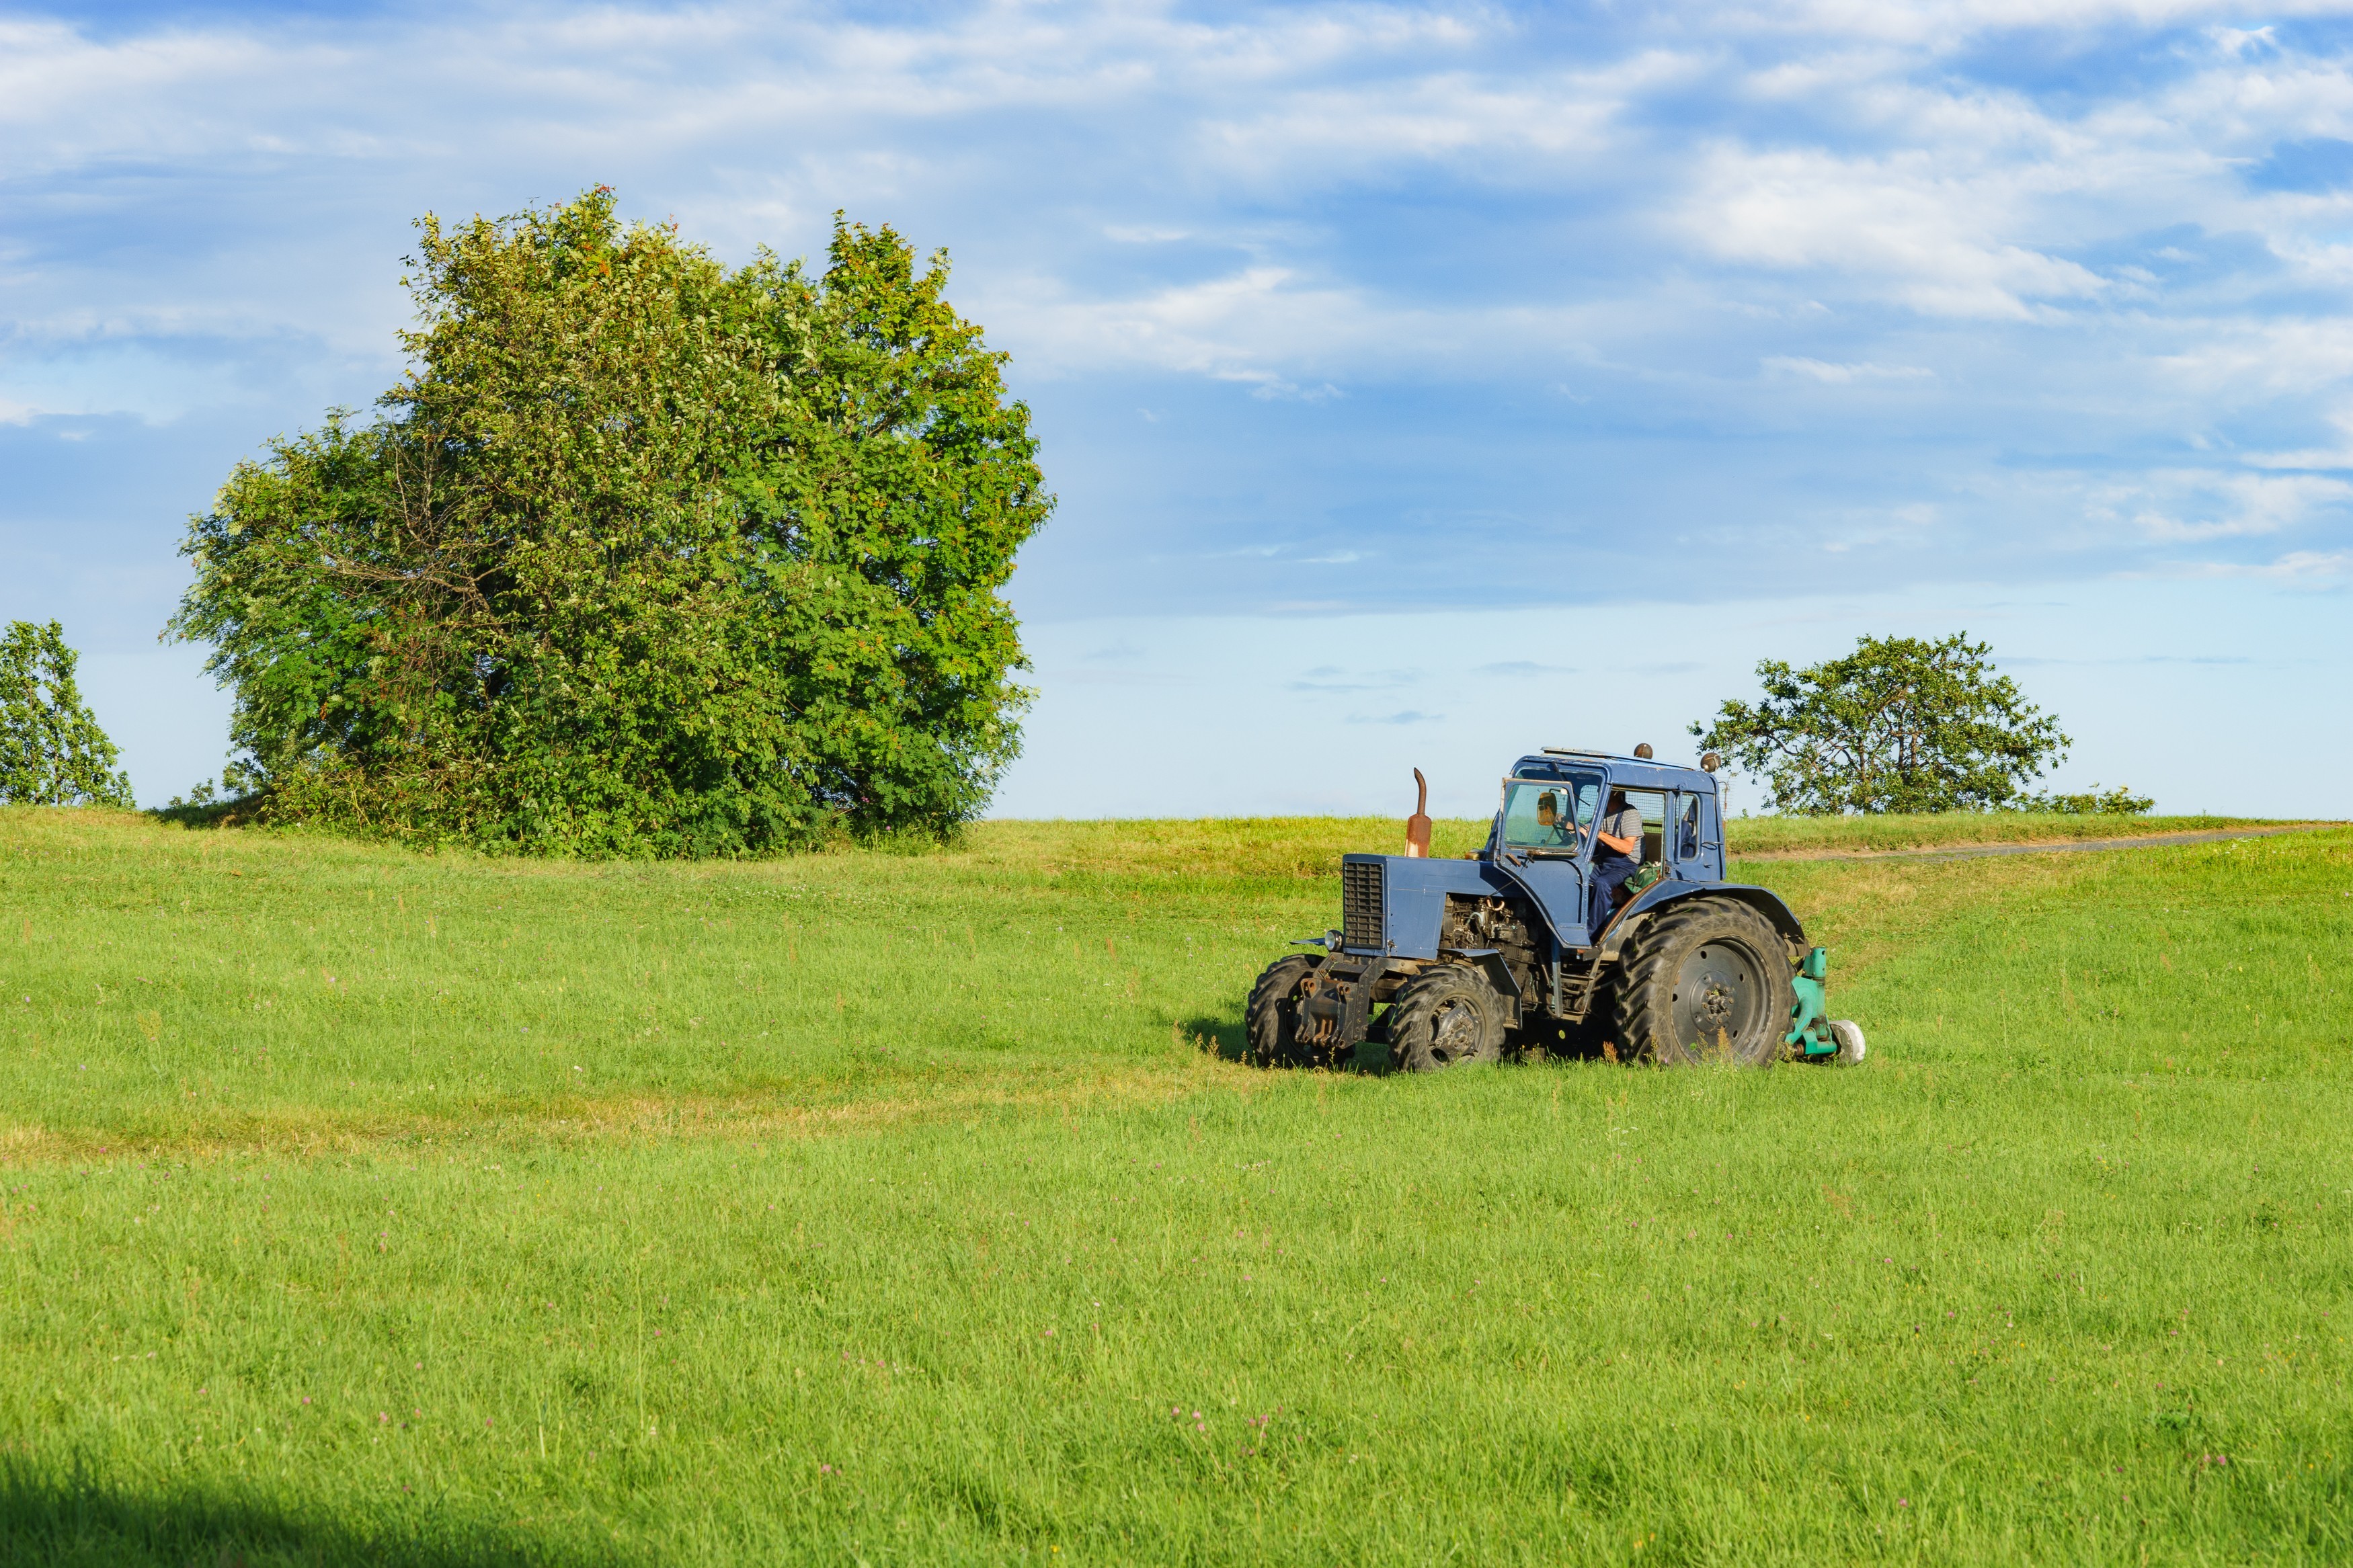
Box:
1595, 824, 1638, 855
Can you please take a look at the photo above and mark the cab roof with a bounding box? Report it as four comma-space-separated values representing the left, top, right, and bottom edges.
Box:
1512, 751, 1717, 793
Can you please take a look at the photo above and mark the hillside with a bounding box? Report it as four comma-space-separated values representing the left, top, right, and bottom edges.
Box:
1, 807, 2348, 1564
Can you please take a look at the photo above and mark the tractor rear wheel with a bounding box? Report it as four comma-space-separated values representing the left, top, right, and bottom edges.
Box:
1388, 965, 1505, 1071
1612, 899, 1794, 1067
1244, 955, 1316, 1067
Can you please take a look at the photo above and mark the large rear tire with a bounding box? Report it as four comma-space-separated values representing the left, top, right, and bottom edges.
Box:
1388, 966, 1506, 1072
1611, 899, 1794, 1067
1244, 956, 1316, 1067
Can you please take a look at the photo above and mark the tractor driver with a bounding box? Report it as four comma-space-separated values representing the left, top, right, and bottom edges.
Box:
1530, 789, 1577, 847
1585, 786, 1644, 938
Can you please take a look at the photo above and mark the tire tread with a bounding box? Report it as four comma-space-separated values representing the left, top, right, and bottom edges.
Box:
1388, 965, 1505, 1071
1610, 899, 1791, 1067
1244, 955, 1314, 1067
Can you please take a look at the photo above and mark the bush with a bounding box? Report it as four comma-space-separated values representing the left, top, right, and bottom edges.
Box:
2027, 784, 2155, 816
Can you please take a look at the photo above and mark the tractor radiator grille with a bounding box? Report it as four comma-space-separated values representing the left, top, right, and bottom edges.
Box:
1341, 861, 1384, 950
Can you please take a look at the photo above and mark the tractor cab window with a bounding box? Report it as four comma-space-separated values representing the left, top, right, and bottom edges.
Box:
1675, 793, 1702, 860
1501, 774, 1600, 855
1620, 789, 1667, 864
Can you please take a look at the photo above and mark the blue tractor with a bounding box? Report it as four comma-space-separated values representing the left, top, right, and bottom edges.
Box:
1246, 747, 1866, 1071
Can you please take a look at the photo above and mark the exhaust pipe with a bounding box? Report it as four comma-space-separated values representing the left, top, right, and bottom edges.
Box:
1406, 768, 1431, 858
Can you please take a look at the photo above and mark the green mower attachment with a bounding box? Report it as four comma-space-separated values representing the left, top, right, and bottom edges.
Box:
1786, 946, 1839, 1061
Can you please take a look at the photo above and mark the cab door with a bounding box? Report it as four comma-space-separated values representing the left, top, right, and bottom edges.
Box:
1673, 790, 1726, 881
1491, 774, 1600, 946
1669, 792, 1709, 881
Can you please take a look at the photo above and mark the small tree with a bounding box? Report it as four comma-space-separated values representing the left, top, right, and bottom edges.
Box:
0, 620, 135, 807
1690, 633, 2068, 814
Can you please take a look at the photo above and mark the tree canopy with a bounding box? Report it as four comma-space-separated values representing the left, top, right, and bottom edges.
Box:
169, 190, 1049, 856
1690, 633, 2075, 815
0, 620, 134, 809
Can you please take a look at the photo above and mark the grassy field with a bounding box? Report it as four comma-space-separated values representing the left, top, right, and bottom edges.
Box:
1719, 811, 2300, 858
2, 807, 2349, 1565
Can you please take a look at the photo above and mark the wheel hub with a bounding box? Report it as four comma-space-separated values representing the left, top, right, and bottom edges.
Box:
1428, 999, 1478, 1063
1670, 942, 1764, 1055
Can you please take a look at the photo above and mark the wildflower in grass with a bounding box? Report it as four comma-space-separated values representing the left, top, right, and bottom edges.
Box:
1897, 1499, 1909, 1508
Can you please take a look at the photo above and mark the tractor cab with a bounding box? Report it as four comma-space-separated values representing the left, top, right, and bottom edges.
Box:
1490, 751, 1726, 885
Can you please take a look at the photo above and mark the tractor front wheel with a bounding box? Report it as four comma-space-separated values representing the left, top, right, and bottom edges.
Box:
1387, 966, 1505, 1071
1612, 899, 1794, 1067
1244, 955, 1316, 1067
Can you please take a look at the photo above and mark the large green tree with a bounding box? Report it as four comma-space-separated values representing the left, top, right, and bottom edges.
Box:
1690, 633, 2069, 814
0, 620, 135, 808
169, 190, 1048, 855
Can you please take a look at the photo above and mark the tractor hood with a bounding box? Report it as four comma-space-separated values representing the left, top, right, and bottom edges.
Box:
1338, 854, 1518, 958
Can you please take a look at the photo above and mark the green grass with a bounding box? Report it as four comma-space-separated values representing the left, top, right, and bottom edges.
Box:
3, 807, 2351, 1565
1722, 811, 2303, 858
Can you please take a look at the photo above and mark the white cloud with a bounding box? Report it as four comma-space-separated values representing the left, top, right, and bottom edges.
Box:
2237, 406, 2353, 470
1679, 143, 2110, 318
1716, 1, 2349, 50
1763, 356, 1935, 382
2175, 547, 2353, 579
1194, 48, 1704, 184
971, 261, 1616, 386
2097, 470, 2353, 542
2155, 320, 2353, 403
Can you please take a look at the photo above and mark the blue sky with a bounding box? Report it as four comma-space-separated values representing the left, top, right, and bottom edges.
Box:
3, 0, 2349, 817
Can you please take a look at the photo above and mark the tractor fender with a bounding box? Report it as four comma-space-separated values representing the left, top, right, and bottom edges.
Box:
1441, 948, 1523, 1003
1598, 881, 1808, 963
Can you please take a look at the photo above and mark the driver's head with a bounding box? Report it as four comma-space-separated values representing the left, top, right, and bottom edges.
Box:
1536, 792, 1559, 826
